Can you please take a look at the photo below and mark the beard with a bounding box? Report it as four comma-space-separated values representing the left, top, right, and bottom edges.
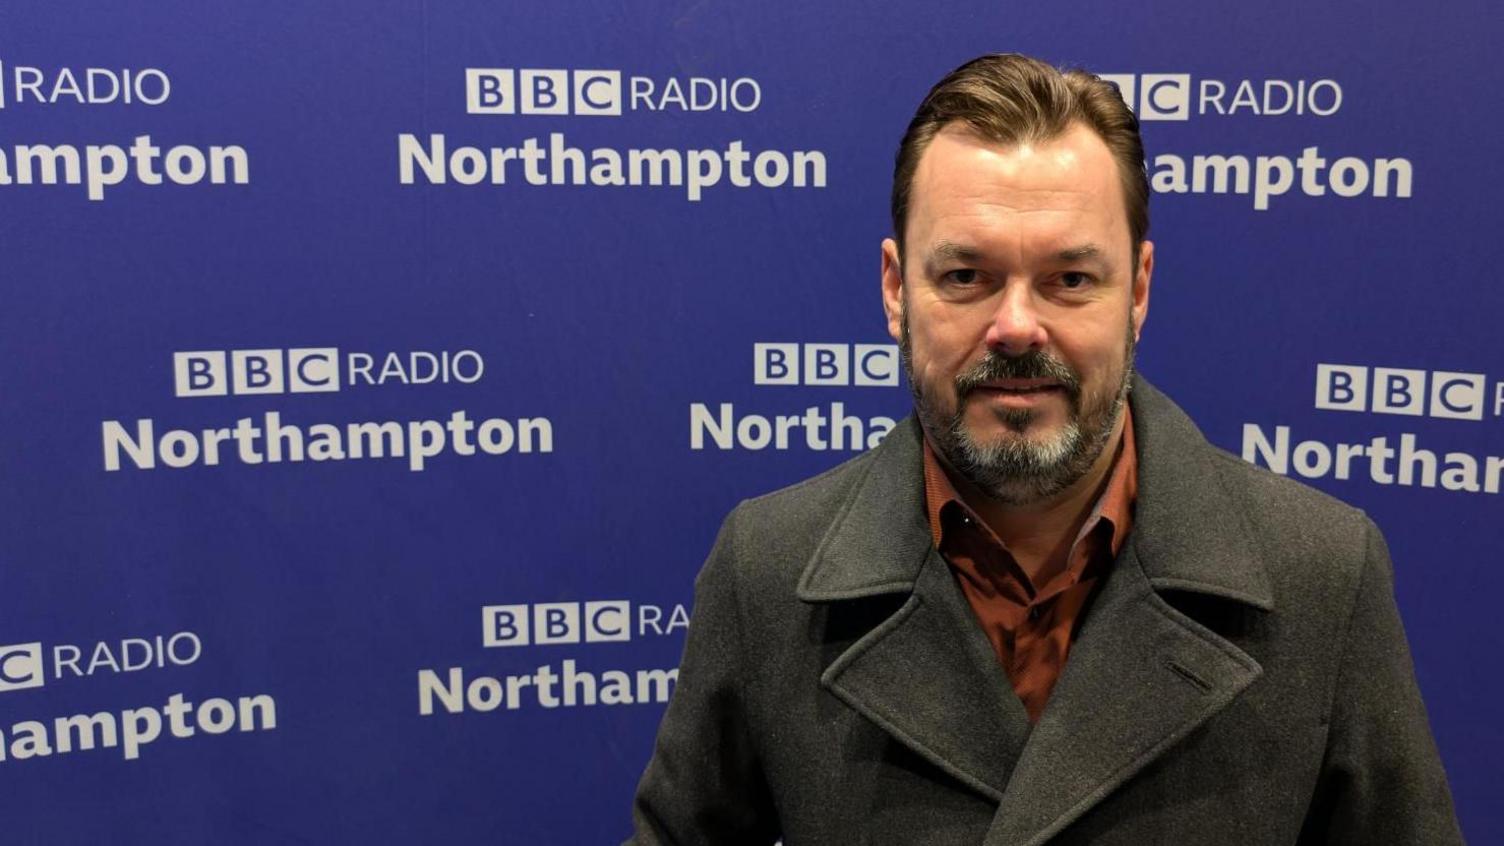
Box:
901, 312, 1135, 506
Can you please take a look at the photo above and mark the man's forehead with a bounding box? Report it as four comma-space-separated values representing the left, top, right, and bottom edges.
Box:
906, 122, 1129, 253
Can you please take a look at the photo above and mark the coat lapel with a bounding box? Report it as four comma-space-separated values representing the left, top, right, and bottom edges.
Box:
984, 379, 1275, 845
818, 548, 1034, 801
798, 418, 1032, 801
981, 543, 1263, 845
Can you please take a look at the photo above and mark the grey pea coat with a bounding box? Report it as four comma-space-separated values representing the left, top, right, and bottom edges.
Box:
628, 377, 1463, 845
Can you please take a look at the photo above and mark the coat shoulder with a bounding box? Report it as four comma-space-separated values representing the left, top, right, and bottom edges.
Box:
720, 450, 880, 569
743, 449, 878, 518
1210, 442, 1370, 529
1202, 441, 1377, 588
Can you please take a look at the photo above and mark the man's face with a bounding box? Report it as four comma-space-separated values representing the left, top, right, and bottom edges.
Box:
881, 121, 1153, 505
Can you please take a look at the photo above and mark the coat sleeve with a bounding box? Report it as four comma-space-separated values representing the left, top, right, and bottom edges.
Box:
1300, 516, 1464, 844
625, 505, 782, 846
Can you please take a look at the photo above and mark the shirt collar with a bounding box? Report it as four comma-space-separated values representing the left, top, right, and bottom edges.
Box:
921, 405, 1138, 559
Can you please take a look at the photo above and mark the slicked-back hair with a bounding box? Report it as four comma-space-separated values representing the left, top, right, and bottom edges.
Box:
891, 54, 1149, 262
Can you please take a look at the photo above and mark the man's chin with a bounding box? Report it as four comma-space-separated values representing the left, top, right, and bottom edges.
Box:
960, 431, 1066, 464
964, 408, 1060, 441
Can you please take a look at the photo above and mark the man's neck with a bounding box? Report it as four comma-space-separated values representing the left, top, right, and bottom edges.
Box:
945, 414, 1127, 583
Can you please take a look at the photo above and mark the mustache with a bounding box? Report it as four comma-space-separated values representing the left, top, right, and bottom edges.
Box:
954, 350, 1081, 398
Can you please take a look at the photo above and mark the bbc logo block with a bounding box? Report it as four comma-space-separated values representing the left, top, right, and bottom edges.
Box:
483, 601, 631, 647
753, 343, 900, 387
465, 68, 623, 116
1099, 73, 1191, 121
1315, 363, 1493, 421
0, 642, 45, 692
173, 349, 339, 397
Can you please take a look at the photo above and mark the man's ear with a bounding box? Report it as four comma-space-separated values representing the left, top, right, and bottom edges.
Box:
881, 237, 904, 343
1132, 240, 1153, 341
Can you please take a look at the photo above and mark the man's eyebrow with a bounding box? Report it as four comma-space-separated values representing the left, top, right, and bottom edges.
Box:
918, 242, 1115, 273
925, 241, 984, 264
1056, 244, 1108, 263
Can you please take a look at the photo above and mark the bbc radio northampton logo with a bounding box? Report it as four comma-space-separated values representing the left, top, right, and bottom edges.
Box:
1314, 364, 1503, 421
464, 68, 761, 116
1, 632, 203, 693
0, 61, 252, 202
172, 348, 485, 396
0, 632, 278, 764
0, 643, 44, 692
1099, 73, 1342, 120
103, 345, 553, 472
1241, 362, 1504, 496
481, 600, 689, 647
689, 342, 903, 452
753, 342, 899, 387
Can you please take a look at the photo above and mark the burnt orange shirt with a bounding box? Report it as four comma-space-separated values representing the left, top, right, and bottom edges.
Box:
922, 408, 1138, 722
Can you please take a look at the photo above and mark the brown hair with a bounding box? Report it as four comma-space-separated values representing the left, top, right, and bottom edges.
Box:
891, 54, 1149, 259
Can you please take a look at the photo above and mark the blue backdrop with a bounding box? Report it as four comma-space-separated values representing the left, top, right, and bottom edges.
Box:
1, 1, 1498, 842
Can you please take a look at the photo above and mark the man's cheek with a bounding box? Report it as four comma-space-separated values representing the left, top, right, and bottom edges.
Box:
916, 363, 958, 408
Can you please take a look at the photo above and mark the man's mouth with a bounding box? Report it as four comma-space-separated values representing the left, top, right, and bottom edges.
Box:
977, 379, 1062, 394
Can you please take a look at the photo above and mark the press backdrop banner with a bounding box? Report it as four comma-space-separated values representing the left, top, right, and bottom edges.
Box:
1, 1, 1499, 842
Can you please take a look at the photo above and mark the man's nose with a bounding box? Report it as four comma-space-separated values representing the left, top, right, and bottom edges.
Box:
983, 283, 1048, 355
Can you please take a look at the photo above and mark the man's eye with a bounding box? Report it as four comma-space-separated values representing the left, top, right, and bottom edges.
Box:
944, 269, 978, 285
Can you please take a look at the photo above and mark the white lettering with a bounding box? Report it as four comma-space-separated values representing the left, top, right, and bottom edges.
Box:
394, 133, 826, 200
1243, 423, 1499, 495
1149, 147, 1413, 209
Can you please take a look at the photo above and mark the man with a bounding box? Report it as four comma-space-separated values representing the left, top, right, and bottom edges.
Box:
628, 54, 1461, 844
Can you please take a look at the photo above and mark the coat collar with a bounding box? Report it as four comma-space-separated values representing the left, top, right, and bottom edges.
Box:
796, 375, 1275, 611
